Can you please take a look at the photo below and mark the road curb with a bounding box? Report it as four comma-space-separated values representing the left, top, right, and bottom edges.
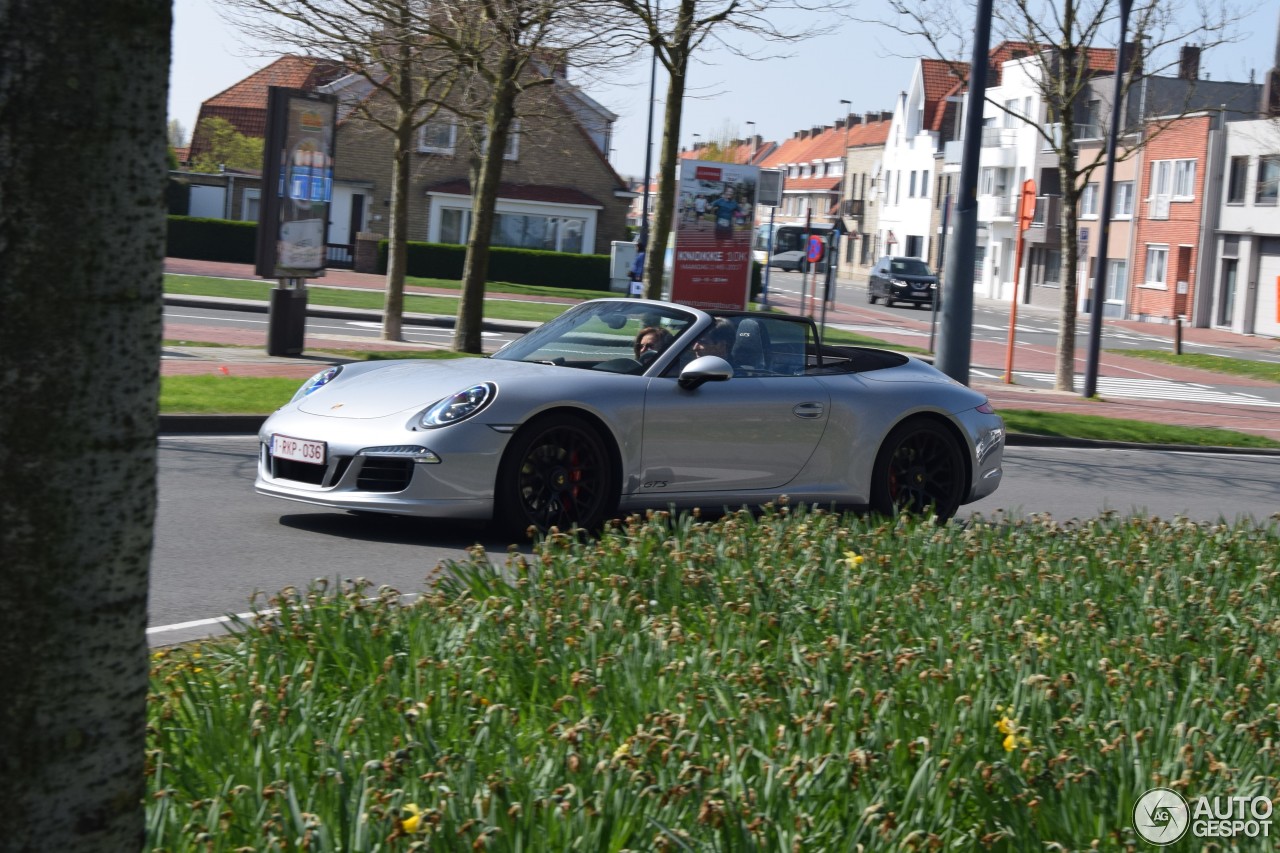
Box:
165, 295, 540, 334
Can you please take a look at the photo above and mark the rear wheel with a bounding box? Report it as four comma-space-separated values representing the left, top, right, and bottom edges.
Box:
496, 413, 617, 537
869, 418, 966, 522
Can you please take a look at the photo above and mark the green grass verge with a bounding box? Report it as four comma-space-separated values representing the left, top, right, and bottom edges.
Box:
1000, 408, 1280, 449
165, 275, 576, 324
1114, 348, 1280, 383
147, 507, 1280, 850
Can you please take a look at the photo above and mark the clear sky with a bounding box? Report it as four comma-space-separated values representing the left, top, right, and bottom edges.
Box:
169, 0, 1279, 180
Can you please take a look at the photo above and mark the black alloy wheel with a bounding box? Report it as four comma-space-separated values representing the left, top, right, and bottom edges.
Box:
497, 413, 617, 537
869, 418, 966, 522
867, 285, 878, 304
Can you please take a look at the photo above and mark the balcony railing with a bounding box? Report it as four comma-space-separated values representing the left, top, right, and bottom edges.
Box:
981, 127, 1018, 148
839, 199, 865, 218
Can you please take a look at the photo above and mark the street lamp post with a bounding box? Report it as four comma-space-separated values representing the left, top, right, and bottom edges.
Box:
1082, 0, 1134, 398
838, 99, 852, 278
745, 120, 756, 162
638, 5, 659, 252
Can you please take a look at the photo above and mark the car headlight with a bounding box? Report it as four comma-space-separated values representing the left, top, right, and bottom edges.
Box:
414, 382, 496, 429
290, 366, 343, 403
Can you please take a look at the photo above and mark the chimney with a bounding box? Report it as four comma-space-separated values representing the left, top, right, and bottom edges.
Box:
1263, 12, 1280, 116
1122, 39, 1143, 77
847, 114, 862, 126
811, 126, 824, 137
1179, 44, 1201, 80
797, 129, 810, 139
835, 119, 846, 130
879, 111, 894, 122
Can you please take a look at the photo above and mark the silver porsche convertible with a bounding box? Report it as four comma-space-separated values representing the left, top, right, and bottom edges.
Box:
255, 299, 1004, 532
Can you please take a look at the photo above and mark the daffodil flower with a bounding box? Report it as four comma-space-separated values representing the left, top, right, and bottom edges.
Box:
1003, 733, 1017, 752
844, 551, 865, 567
995, 716, 1016, 736
402, 803, 422, 834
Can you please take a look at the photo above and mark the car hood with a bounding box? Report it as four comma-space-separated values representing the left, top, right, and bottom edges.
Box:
296, 357, 550, 419
886, 274, 937, 284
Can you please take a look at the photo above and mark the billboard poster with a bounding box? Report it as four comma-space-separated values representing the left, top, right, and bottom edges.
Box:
671, 161, 758, 310
255, 87, 337, 279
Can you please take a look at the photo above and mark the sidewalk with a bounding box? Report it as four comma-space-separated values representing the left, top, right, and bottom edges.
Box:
163, 258, 1280, 442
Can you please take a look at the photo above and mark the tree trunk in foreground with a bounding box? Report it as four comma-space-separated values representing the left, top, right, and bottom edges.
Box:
0, 0, 168, 849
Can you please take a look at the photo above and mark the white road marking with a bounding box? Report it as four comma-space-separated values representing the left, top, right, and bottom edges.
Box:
1012, 371, 1280, 407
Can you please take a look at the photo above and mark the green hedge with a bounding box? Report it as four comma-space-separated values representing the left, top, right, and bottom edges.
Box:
381, 240, 612, 292
166, 215, 257, 264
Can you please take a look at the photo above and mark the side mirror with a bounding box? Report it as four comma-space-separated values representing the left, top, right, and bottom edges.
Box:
678, 355, 733, 390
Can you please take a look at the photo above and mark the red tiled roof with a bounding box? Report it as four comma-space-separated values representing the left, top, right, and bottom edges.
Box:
190, 56, 346, 158
426, 179, 604, 208
921, 59, 969, 132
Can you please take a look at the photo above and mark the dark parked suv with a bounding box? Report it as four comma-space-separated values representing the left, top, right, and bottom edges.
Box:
867, 256, 938, 308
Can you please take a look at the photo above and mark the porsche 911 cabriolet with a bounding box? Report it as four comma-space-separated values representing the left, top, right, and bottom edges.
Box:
255, 299, 1004, 533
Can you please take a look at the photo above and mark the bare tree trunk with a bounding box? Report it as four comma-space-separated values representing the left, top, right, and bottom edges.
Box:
643, 64, 688, 299
383, 118, 414, 342
0, 0, 167, 849
454, 63, 520, 353
1056, 167, 1083, 393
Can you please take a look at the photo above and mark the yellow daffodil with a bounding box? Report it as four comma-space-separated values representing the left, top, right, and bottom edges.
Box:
402, 803, 422, 834
613, 739, 632, 760
844, 551, 865, 567
995, 716, 1016, 736
1003, 733, 1017, 752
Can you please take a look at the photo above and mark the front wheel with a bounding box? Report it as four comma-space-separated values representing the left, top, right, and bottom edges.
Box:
496, 413, 618, 537
869, 418, 966, 522
867, 287, 877, 304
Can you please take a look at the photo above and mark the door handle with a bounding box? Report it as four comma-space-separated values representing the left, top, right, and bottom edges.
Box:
793, 402, 824, 419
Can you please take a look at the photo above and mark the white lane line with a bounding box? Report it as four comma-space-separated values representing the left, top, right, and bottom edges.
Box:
1012, 371, 1280, 407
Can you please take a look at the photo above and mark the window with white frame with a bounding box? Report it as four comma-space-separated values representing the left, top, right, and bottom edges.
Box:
1172, 159, 1196, 199
418, 112, 457, 154
436, 205, 586, 253
1105, 259, 1127, 302
1080, 183, 1099, 217
481, 120, 521, 160
909, 171, 917, 197
1113, 181, 1133, 217
1144, 245, 1168, 288
1257, 155, 1280, 205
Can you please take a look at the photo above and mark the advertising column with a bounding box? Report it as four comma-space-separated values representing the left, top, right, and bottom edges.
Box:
255, 87, 337, 356
670, 162, 758, 310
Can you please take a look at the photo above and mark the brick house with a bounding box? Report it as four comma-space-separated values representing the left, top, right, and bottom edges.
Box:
180, 55, 633, 262
335, 71, 633, 258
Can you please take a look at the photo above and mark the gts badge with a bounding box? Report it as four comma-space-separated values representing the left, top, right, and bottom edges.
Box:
642, 480, 668, 489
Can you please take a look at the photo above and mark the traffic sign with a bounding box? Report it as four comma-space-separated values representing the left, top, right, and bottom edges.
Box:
806, 235, 825, 263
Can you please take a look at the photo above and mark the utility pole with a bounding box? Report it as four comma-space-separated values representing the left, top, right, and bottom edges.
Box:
935, 0, 993, 385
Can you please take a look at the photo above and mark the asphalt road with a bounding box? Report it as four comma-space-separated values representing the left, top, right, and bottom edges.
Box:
150, 435, 1280, 646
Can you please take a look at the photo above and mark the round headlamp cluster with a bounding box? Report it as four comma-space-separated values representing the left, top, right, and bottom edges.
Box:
416, 382, 496, 429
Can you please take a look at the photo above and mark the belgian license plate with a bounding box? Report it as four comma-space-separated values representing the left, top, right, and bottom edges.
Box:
271, 434, 326, 466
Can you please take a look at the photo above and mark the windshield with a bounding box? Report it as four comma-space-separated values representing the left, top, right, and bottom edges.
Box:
490, 301, 699, 374
890, 258, 933, 276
